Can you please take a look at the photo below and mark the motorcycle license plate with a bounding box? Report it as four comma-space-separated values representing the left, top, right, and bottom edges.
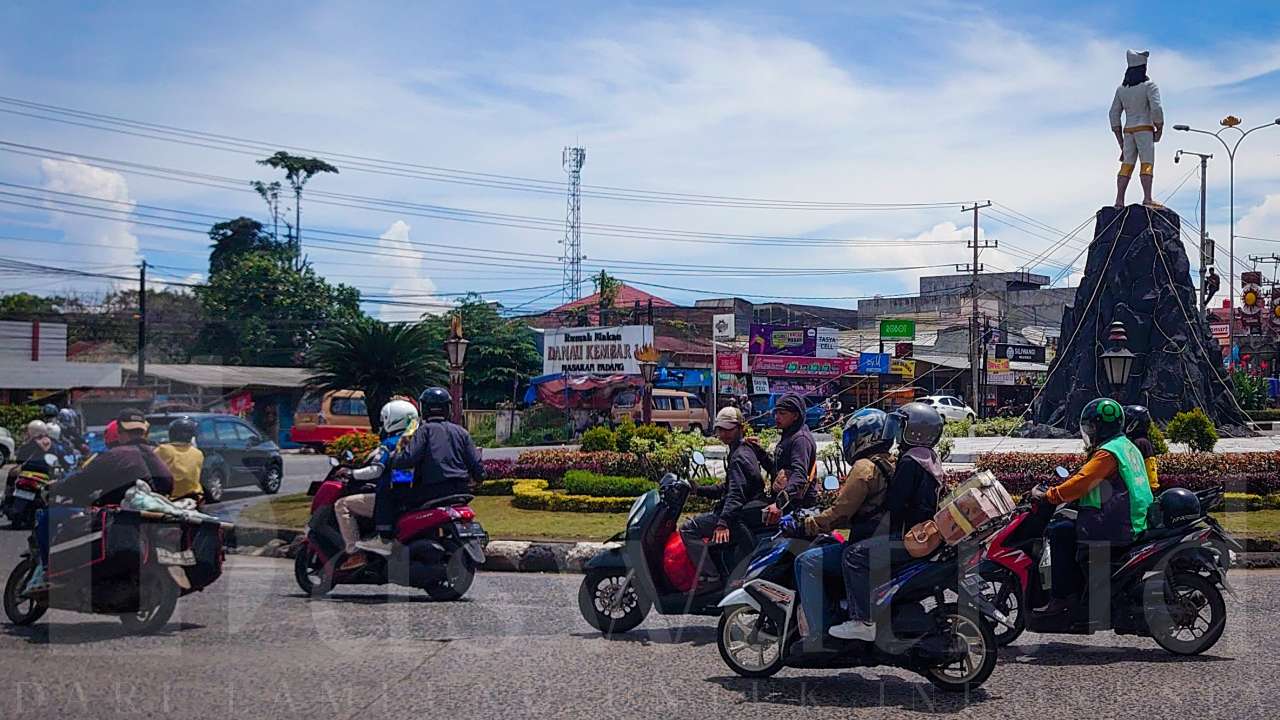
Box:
454, 522, 486, 538
13, 490, 36, 501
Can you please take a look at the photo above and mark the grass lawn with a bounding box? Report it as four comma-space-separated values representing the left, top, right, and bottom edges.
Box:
239, 493, 630, 542
1214, 510, 1280, 540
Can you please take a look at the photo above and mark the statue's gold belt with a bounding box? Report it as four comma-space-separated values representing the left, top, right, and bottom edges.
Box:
1123, 125, 1155, 134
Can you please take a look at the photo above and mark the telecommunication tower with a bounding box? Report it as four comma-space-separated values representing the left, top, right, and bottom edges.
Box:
561, 146, 586, 304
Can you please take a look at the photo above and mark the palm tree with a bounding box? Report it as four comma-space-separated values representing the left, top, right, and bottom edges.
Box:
306, 319, 446, 430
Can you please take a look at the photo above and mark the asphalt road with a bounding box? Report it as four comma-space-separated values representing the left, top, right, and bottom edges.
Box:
0, 524, 1276, 720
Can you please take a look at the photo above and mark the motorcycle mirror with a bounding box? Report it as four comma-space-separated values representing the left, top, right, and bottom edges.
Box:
43, 453, 58, 467
691, 450, 706, 466
329, 456, 339, 467
1054, 466, 1069, 479
822, 474, 840, 492
342, 450, 354, 462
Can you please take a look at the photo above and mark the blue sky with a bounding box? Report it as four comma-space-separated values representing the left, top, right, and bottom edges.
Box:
2, 1, 1280, 321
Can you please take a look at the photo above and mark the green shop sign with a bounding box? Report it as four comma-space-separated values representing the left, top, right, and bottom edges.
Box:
879, 319, 916, 340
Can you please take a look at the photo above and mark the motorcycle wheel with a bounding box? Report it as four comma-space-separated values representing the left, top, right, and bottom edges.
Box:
119, 568, 178, 635
981, 568, 1026, 647
1149, 572, 1226, 656
425, 551, 475, 601
578, 570, 650, 635
922, 605, 998, 693
717, 604, 784, 678
293, 543, 333, 598
3, 557, 48, 626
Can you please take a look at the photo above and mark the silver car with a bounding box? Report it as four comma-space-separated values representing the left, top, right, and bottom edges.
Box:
916, 395, 976, 422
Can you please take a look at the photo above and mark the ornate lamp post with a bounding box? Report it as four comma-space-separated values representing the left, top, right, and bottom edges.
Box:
444, 314, 470, 425
1100, 321, 1135, 396
636, 344, 660, 425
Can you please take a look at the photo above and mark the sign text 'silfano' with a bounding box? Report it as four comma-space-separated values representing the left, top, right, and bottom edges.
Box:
546, 330, 635, 373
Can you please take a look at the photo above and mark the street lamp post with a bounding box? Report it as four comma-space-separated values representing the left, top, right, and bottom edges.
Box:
1173, 116, 1280, 361
1100, 321, 1136, 397
445, 314, 470, 425
636, 344, 659, 425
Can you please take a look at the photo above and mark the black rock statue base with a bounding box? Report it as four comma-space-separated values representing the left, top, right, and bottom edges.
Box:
1011, 422, 1078, 439
1031, 205, 1246, 431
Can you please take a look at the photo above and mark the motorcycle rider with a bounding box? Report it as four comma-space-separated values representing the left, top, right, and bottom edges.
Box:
359, 388, 484, 556
679, 407, 766, 588
55, 409, 87, 455
1123, 404, 1159, 489
40, 403, 58, 425
333, 398, 419, 570
830, 401, 945, 641
781, 408, 897, 644
1030, 398, 1154, 616
760, 394, 819, 525
155, 417, 205, 505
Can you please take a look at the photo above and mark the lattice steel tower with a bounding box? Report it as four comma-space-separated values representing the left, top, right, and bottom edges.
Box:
560, 146, 586, 304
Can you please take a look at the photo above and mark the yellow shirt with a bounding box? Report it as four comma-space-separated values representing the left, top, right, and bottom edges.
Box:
156, 442, 204, 499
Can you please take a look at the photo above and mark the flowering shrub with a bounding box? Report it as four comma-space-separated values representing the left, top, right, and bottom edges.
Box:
477, 479, 517, 495
483, 458, 515, 479
325, 431, 380, 460
513, 449, 687, 485
974, 451, 1280, 495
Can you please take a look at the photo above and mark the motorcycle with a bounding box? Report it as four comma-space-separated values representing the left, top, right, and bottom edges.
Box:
3, 453, 232, 634
293, 452, 488, 600
3, 451, 76, 529
578, 451, 782, 635
978, 467, 1238, 654
715, 484, 1009, 692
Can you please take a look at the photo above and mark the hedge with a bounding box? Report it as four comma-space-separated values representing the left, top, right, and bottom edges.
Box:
563, 470, 654, 498
477, 479, 517, 496
1247, 410, 1280, 422
511, 479, 638, 513
483, 459, 514, 479
974, 451, 1280, 495
0, 404, 42, 437
512, 449, 688, 485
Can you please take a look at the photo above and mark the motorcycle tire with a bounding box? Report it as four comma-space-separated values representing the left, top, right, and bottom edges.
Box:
293, 543, 333, 598
716, 604, 784, 678
119, 567, 178, 635
3, 557, 48, 626
981, 568, 1026, 647
922, 605, 998, 693
425, 550, 475, 602
1149, 572, 1226, 656
578, 570, 650, 635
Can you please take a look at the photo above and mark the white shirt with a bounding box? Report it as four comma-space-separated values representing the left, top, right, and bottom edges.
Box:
1109, 81, 1164, 130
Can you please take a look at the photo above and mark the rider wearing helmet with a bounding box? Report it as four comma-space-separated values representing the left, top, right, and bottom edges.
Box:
332, 398, 419, 570
40, 404, 58, 423
155, 417, 205, 504
1123, 404, 1159, 489
784, 408, 898, 646
55, 408, 86, 454
831, 401, 946, 641
1030, 398, 1154, 615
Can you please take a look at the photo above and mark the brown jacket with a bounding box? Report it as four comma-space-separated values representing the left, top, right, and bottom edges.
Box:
803, 453, 893, 536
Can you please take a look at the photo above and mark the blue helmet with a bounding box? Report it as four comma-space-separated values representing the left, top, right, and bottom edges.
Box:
842, 408, 895, 463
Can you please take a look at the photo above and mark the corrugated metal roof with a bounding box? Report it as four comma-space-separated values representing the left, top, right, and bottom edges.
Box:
0, 361, 123, 389
134, 364, 315, 388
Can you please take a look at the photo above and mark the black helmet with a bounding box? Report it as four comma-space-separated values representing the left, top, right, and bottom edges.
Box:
1124, 404, 1151, 438
1080, 398, 1125, 448
168, 416, 198, 443
841, 409, 894, 463
418, 387, 452, 418
41, 403, 58, 420
1157, 488, 1201, 528
893, 401, 944, 449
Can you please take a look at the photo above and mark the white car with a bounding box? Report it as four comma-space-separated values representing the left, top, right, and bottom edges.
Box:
917, 395, 976, 423
0, 427, 14, 466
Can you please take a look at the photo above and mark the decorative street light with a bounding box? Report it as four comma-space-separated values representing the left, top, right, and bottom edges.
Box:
635, 344, 660, 425
1100, 321, 1135, 395
1173, 115, 1280, 361
445, 313, 470, 425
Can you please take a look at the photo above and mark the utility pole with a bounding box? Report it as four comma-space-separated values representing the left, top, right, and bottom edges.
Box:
960, 201, 993, 417
137, 260, 147, 387
1177, 150, 1214, 320
560, 146, 586, 304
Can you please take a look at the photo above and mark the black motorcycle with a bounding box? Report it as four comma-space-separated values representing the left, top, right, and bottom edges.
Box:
3, 451, 76, 529
715, 500, 1008, 692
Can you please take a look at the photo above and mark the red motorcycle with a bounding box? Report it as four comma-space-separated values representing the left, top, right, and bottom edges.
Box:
979, 470, 1237, 655
293, 454, 487, 600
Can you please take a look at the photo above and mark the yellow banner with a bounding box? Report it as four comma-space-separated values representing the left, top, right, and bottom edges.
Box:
890, 358, 916, 377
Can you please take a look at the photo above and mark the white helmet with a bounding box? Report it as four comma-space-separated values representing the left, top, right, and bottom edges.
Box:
25, 420, 49, 440
47, 423, 62, 441
380, 399, 419, 435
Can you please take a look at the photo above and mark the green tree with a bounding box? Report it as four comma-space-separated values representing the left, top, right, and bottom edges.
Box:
256, 151, 339, 268
306, 319, 446, 429
208, 217, 288, 276
593, 270, 623, 325
196, 253, 363, 366
250, 180, 288, 243
0, 293, 64, 319
421, 296, 542, 408
1230, 369, 1267, 412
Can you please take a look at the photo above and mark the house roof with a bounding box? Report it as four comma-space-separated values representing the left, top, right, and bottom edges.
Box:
544, 284, 675, 320
129, 364, 315, 389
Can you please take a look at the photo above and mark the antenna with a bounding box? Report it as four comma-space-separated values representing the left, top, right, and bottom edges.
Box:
561, 146, 587, 304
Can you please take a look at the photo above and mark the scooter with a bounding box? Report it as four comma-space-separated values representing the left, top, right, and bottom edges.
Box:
578, 451, 780, 635
293, 453, 488, 600
978, 467, 1238, 654
3, 451, 75, 529
715, 478, 1009, 692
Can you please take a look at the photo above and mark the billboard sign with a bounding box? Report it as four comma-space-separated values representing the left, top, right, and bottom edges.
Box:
858, 352, 891, 375
542, 325, 654, 375
816, 327, 840, 358
750, 355, 857, 377
749, 324, 817, 357
995, 344, 1046, 363
879, 319, 916, 340
713, 313, 736, 341
890, 358, 916, 377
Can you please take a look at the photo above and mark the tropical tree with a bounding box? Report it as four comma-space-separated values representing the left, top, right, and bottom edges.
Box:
208, 217, 287, 276
306, 319, 446, 429
593, 270, 622, 325
250, 180, 289, 243
421, 296, 542, 408
256, 151, 339, 268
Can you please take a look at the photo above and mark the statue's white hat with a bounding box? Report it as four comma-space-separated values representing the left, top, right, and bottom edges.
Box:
1127, 49, 1150, 68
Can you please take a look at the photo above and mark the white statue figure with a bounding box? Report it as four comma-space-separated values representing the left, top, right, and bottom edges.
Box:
1109, 49, 1164, 208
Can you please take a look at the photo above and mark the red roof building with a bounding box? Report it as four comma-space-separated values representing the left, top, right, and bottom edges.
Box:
526, 284, 675, 329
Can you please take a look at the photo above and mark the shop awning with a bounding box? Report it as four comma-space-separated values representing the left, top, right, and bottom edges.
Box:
523, 373, 643, 410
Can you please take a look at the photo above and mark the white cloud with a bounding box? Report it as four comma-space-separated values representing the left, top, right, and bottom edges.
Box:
374, 220, 449, 320
38, 158, 139, 290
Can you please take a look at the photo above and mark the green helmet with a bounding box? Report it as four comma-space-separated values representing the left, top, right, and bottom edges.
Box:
1080, 398, 1125, 447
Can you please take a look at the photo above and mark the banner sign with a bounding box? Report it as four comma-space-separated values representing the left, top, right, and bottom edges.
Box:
858, 352, 891, 375
543, 325, 654, 375
995, 344, 1046, 363
768, 379, 826, 396
749, 324, 817, 356
894, 342, 914, 358
879, 319, 916, 340
890, 358, 916, 377
713, 314, 736, 341
986, 357, 1010, 373
816, 327, 840, 358
751, 355, 857, 377
715, 352, 746, 373
751, 376, 771, 395
718, 373, 747, 396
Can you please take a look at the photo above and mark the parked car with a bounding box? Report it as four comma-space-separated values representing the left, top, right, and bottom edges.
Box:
289, 389, 371, 451
0, 427, 13, 466
147, 413, 283, 504
916, 395, 976, 422
611, 388, 710, 433
747, 394, 831, 431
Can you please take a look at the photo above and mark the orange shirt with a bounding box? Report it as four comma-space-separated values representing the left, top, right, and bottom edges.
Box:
1046, 450, 1116, 505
